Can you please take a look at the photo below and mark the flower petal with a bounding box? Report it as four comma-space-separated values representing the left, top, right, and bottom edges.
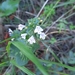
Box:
34, 26, 43, 34
9, 28, 13, 36
40, 32, 46, 40
21, 33, 27, 39
18, 24, 25, 30
28, 36, 36, 44
11, 38, 14, 41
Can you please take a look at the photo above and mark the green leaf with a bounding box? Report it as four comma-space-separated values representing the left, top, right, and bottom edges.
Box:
70, 24, 75, 30
11, 41, 49, 75
7, 43, 29, 66
14, 53, 29, 66
31, 43, 40, 52
0, 61, 9, 67
50, 37, 57, 44
57, 22, 66, 32
0, 0, 20, 17
11, 59, 35, 75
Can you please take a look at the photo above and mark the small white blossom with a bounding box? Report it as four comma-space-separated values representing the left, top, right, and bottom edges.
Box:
18, 24, 25, 30
21, 33, 27, 39
28, 36, 36, 44
8, 28, 13, 36
34, 26, 43, 34
40, 20, 43, 23
40, 32, 46, 40
11, 38, 14, 41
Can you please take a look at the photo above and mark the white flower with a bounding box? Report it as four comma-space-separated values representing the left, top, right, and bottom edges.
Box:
18, 24, 25, 30
34, 26, 43, 34
40, 20, 43, 23
8, 28, 13, 36
39, 32, 46, 40
21, 33, 27, 39
11, 38, 14, 41
28, 36, 36, 44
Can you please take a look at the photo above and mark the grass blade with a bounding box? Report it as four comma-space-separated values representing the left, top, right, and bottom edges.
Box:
11, 60, 35, 75
40, 59, 75, 71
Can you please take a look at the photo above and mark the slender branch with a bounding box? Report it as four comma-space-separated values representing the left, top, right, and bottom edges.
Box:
36, 0, 49, 18
25, 11, 36, 16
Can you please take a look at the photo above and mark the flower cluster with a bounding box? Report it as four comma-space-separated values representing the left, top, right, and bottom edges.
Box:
9, 24, 46, 44
34, 26, 46, 40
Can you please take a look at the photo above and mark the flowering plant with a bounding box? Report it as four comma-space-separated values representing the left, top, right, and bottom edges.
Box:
9, 18, 46, 45
6, 17, 48, 75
